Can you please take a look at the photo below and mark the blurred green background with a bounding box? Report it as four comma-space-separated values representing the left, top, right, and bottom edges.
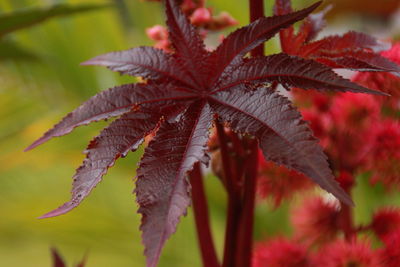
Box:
1, 0, 399, 266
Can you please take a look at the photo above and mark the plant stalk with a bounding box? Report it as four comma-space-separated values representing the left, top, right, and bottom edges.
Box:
190, 163, 220, 267
216, 121, 242, 267
236, 140, 259, 267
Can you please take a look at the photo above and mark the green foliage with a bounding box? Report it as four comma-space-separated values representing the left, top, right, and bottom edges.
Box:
0, 3, 111, 37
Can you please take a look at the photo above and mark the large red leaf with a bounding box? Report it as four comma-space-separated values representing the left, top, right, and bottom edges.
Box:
210, 87, 352, 205
136, 101, 212, 267
164, 0, 208, 87
216, 53, 387, 95
81, 46, 194, 87
210, 1, 321, 83
39, 109, 163, 218
26, 82, 194, 151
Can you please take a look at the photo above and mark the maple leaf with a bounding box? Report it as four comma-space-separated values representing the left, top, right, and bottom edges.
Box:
26, 0, 394, 266
274, 0, 400, 74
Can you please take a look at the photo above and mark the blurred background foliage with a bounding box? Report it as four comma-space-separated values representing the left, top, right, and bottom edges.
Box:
0, 0, 399, 266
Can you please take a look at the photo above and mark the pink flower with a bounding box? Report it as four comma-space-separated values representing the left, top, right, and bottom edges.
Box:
313, 239, 381, 267
257, 150, 313, 207
291, 197, 341, 246
372, 207, 400, 242
190, 7, 212, 25
253, 238, 312, 267
146, 25, 168, 41
207, 11, 238, 30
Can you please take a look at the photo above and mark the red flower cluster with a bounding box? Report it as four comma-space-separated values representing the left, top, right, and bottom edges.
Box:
253, 238, 311, 267
146, 0, 237, 50
257, 150, 312, 206
254, 42, 400, 266
291, 196, 341, 246
353, 43, 400, 110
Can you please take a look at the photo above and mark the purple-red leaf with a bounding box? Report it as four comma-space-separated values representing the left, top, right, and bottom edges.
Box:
210, 87, 352, 205
39, 109, 162, 218
26, 82, 194, 151
216, 53, 387, 95
51, 248, 66, 267
311, 49, 400, 73
165, 0, 208, 86
301, 31, 386, 55
298, 5, 331, 43
210, 2, 321, 82
81, 46, 194, 87
136, 101, 212, 267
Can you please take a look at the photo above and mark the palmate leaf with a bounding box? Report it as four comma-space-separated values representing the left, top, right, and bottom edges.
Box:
210, 87, 352, 205
26, 0, 400, 266
216, 53, 387, 95
25, 82, 194, 151
136, 102, 212, 267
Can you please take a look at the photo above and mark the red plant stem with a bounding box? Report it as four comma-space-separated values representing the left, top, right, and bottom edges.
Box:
236, 140, 259, 267
189, 163, 220, 267
230, 1, 265, 267
215, 120, 237, 193
339, 187, 356, 241
249, 0, 265, 57
339, 201, 355, 241
216, 120, 242, 267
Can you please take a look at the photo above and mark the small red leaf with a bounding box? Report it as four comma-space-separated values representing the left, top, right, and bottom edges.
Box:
211, 87, 352, 205
298, 5, 331, 44
136, 101, 212, 267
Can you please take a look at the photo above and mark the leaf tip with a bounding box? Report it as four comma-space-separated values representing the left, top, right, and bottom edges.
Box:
24, 138, 45, 152
38, 202, 76, 219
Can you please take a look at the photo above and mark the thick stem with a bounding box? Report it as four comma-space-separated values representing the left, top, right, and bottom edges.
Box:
339, 201, 355, 241
190, 163, 220, 267
249, 0, 265, 57
216, 120, 242, 267
338, 175, 356, 241
236, 140, 259, 267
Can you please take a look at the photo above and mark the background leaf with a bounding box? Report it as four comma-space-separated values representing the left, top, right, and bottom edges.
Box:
0, 3, 111, 37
